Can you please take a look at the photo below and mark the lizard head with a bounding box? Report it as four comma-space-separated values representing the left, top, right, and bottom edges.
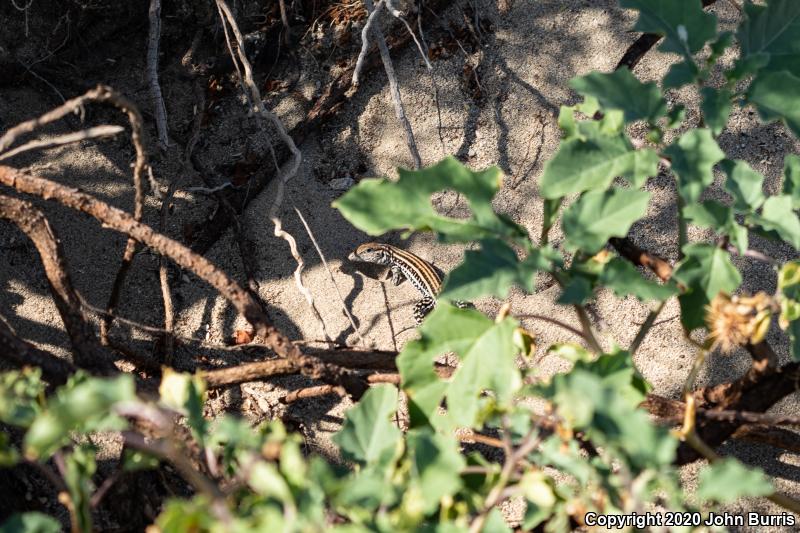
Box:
350, 242, 391, 265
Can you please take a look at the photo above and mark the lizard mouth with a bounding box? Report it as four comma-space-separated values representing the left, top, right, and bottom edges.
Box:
347, 252, 360, 262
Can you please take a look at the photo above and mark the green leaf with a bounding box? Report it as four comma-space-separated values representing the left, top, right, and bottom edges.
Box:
700, 87, 731, 136
727, 53, 771, 82
406, 429, 465, 513
539, 130, 658, 199
572, 348, 652, 407
569, 68, 667, 124
748, 70, 800, 139
441, 240, 560, 300
24, 374, 136, 459
333, 157, 525, 243
683, 200, 748, 252
562, 188, 650, 253
0, 368, 44, 427
599, 258, 678, 302
672, 244, 742, 330
620, 0, 717, 59
709, 31, 734, 63
782, 154, 800, 208
666, 104, 687, 129
333, 385, 401, 465
698, 459, 773, 504
482, 508, 512, 533
663, 59, 699, 89
722, 159, 766, 212
0, 513, 61, 533
557, 274, 594, 305
664, 129, 725, 204
752, 195, 800, 249
737, 0, 800, 77
683, 200, 732, 230
398, 305, 521, 427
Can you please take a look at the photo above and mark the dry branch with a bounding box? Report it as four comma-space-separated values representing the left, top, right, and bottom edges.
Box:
147, 0, 169, 149
0, 165, 368, 398
203, 358, 297, 388
0, 194, 116, 373
362, 0, 422, 169
0, 125, 124, 162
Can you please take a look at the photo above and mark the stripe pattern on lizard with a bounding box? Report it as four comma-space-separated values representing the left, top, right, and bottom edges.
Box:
349, 242, 468, 324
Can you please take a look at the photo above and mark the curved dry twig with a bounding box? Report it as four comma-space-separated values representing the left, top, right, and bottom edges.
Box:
0, 165, 369, 398
0, 193, 116, 373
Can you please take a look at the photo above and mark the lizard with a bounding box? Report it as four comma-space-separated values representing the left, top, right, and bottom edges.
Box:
349, 242, 468, 324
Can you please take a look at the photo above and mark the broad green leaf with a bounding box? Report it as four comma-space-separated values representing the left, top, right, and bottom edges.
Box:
562, 188, 650, 253
737, 0, 800, 77
482, 508, 512, 533
599, 257, 678, 302
397, 305, 521, 427
24, 374, 136, 459
406, 429, 465, 513
620, 0, 717, 59
752, 195, 800, 249
569, 68, 666, 124
441, 240, 560, 300
700, 87, 731, 136
727, 52, 770, 82
333, 385, 401, 465
663, 59, 699, 89
156, 498, 217, 533
664, 129, 725, 204
748, 70, 800, 139
672, 244, 742, 330
333, 157, 525, 242
0, 513, 61, 533
722, 159, 766, 212
683, 200, 731, 230
541, 366, 673, 470
558, 106, 578, 138
557, 274, 594, 305
447, 316, 519, 426
698, 459, 773, 504
572, 348, 652, 407
248, 462, 293, 502
782, 155, 800, 208
539, 131, 658, 199
683, 200, 747, 252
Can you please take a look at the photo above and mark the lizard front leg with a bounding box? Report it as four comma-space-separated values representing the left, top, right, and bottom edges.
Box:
413, 296, 436, 325
387, 265, 406, 286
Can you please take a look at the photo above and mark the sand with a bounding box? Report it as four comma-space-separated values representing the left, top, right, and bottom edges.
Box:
1, 1, 799, 530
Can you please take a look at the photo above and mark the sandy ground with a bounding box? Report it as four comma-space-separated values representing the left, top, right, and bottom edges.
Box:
2, 0, 800, 530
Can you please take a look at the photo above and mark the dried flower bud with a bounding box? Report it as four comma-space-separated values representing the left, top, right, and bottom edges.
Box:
706, 292, 776, 353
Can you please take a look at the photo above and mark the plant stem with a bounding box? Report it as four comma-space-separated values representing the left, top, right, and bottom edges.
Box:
677, 195, 688, 260
630, 301, 665, 356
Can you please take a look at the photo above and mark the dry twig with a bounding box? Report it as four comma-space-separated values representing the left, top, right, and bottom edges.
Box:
147, 0, 169, 149
0, 125, 124, 162
361, 0, 422, 168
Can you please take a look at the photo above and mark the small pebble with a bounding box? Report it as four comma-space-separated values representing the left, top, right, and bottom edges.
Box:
468, 147, 477, 158
330, 177, 355, 190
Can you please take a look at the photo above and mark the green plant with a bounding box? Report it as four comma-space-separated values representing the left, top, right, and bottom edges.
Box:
3, 1, 800, 531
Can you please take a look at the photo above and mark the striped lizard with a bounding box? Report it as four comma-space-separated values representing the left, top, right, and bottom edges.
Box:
349, 242, 467, 324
